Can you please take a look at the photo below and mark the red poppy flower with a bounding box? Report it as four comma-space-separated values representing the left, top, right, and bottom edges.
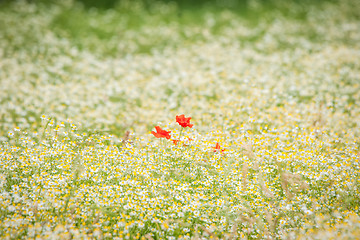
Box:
176, 114, 193, 128
151, 126, 171, 139
172, 139, 180, 145
213, 142, 225, 153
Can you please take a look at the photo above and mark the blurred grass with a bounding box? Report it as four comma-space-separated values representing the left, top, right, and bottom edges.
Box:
49, 2, 221, 56
46, 0, 341, 57
1, 0, 354, 59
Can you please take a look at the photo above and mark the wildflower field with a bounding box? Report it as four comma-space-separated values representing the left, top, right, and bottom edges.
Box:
1, 0, 360, 239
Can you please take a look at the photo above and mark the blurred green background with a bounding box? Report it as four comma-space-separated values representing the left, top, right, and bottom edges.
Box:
1, 0, 358, 137
0, 0, 337, 9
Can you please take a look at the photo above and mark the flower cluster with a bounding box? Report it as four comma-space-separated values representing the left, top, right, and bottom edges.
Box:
1, 118, 359, 239
151, 115, 223, 153
151, 115, 191, 144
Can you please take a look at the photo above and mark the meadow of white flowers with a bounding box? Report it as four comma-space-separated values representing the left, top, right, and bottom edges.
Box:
0, 0, 359, 239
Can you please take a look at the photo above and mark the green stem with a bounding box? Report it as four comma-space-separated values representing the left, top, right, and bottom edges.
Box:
161, 138, 164, 161
179, 128, 183, 142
